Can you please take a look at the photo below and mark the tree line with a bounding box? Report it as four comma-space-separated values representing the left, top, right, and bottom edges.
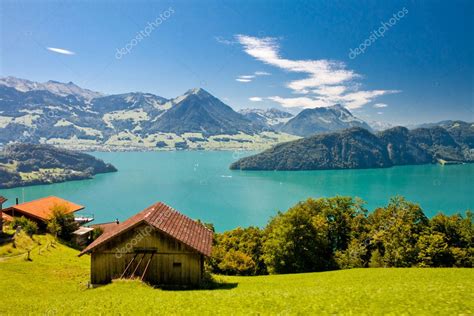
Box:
207, 196, 473, 275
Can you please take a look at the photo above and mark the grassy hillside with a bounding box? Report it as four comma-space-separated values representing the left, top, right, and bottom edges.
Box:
0, 241, 472, 315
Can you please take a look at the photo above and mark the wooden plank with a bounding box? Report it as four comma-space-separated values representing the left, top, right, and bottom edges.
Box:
120, 253, 138, 278
141, 253, 154, 281
131, 253, 146, 278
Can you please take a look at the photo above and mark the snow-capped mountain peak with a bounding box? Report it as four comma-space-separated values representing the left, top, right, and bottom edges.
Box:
0, 76, 103, 100
239, 108, 294, 127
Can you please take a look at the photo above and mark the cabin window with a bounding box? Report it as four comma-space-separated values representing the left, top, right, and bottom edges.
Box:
173, 262, 182, 268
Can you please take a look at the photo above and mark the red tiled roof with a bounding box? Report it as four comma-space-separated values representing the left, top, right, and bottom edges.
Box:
3, 196, 84, 221
79, 202, 213, 257
91, 222, 120, 234
0, 196, 7, 205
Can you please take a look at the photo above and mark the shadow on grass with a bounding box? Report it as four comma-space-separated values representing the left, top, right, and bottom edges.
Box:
98, 275, 239, 291
0, 232, 14, 245
160, 280, 239, 291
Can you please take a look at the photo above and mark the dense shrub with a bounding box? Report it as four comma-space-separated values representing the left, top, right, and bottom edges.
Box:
91, 227, 104, 241
334, 239, 368, 269
209, 226, 266, 275
47, 204, 79, 241
11, 217, 38, 236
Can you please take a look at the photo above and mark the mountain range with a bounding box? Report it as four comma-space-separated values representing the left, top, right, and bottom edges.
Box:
230, 121, 474, 170
0, 77, 302, 150
0, 76, 441, 151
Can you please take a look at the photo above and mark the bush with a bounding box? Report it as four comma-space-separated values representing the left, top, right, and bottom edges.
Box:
217, 250, 256, 275
450, 247, 473, 267
91, 227, 103, 241
416, 232, 452, 267
209, 226, 266, 275
47, 204, 79, 241
334, 239, 368, 269
368, 249, 385, 268
11, 217, 38, 236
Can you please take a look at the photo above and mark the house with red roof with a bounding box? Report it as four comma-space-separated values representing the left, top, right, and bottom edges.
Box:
79, 201, 213, 286
2, 196, 87, 228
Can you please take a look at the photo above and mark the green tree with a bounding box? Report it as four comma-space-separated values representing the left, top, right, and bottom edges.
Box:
262, 197, 365, 274
210, 226, 266, 275
428, 211, 473, 267
367, 197, 428, 267
416, 232, 451, 267
46, 204, 79, 241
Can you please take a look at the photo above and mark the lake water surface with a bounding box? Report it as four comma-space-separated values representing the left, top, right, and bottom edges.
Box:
1, 151, 473, 231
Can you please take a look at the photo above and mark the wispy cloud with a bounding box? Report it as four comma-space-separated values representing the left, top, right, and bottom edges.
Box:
235, 70, 271, 83
215, 36, 235, 45
249, 97, 263, 102
340, 90, 397, 109
233, 35, 399, 109
374, 103, 388, 108
46, 47, 75, 55
235, 35, 356, 93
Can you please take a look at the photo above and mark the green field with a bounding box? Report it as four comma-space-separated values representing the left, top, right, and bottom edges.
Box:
0, 241, 472, 315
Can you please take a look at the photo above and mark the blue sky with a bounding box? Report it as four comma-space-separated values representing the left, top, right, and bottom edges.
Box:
1, 0, 473, 125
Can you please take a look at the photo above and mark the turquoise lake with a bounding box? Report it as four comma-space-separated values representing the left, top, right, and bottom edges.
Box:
1, 151, 473, 231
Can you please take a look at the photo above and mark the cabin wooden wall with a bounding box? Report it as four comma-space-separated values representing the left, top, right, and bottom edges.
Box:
90, 223, 203, 286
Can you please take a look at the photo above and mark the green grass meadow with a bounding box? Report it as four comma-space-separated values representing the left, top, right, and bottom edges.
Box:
0, 241, 472, 315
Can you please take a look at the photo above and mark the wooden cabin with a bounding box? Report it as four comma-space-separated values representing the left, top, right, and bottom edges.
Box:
79, 202, 213, 286
2, 196, 85, 229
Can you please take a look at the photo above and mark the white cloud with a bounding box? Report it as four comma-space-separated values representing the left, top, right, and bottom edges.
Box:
339, 90, 398, 109
268, 96, 329, 108
236, 71, 271, 84
249, 97, 263, 102
233, 34, 399, 109
374, 103, 388, 108
235, 35, 356, 93
268, 90, 398, 110
46, 47, 75, 55
377, 112, 383, 115
313, 85, 347, 97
